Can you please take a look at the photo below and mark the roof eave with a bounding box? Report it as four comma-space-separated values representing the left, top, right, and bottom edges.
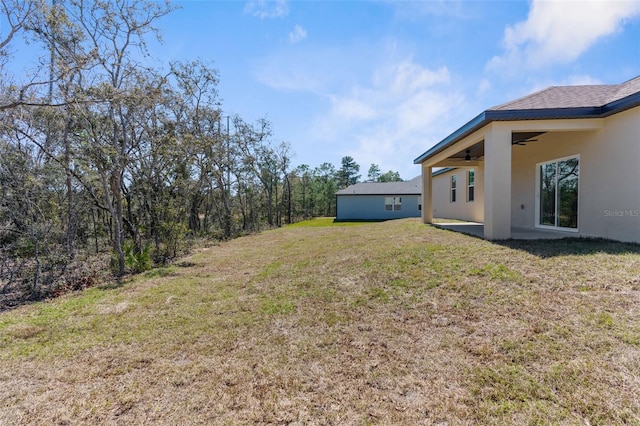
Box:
487, 107, 602, 121
601, 92, 640, 116
431, 167, 456, 177
413, 98, 640, 166
413, 111, 487, 165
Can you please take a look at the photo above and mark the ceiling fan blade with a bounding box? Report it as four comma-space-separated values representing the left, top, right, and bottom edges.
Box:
512, 139, 538, 146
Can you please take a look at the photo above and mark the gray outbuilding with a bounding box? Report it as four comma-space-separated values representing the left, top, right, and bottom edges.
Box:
335, 176, 422, 221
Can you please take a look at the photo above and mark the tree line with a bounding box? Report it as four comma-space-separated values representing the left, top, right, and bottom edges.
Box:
0, 0, 402, 307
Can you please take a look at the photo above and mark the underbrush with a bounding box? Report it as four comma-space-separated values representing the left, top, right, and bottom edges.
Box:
0, 253, 110, 312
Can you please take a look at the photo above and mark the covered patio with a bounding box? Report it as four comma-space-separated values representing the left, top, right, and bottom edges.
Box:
414, 76, 640, 243
417, 118, 603, 241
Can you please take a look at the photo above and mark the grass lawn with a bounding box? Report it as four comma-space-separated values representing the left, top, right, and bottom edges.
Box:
1, 218, 639, 424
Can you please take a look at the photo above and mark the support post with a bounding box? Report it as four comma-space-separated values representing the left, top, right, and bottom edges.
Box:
422, 165, 433, 224
483, 123, 512, 239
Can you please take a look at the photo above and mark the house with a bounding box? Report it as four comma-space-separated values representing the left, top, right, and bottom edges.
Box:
414, 76, 640, 243
335, 176, 422, 221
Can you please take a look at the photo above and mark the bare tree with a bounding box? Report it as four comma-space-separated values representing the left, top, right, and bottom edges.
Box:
67, 0, 174, 276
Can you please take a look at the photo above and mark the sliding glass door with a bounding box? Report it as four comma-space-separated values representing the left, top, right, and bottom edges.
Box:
538, 156, 579, 230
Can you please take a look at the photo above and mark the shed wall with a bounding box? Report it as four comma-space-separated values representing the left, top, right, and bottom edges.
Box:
336, 195, 422, 220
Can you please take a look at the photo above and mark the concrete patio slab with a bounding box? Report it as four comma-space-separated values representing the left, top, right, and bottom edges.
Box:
433, 223, 580, 240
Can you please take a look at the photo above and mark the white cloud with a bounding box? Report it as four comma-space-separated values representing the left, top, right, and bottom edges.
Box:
385, 61, 450, 95
289, 25, 307, 43
390, 0, 476, 20
326, 60, 452, 133
477, 78, 491, 96
329, 95, 377, 121
254, 41, 468, 178
254, 45, 357, 93
255, 57, 328, 93
244, 0, 289, 19
488, 0, 640, 71
314, 59, 464, 178
565, 74, 604, 86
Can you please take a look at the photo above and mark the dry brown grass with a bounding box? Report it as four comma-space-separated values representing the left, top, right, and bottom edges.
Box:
1, 218, 639, 425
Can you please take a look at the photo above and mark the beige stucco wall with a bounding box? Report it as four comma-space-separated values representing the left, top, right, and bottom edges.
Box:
426, 106, 639, 243
432, 167, 484, 222
511, 106, 640, 243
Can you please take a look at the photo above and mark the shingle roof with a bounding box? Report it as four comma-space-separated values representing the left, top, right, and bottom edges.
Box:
491, 76, 640, 111
611, 75, 640, 102
491, 85, 614, 110
336, 176, 422, 196
414, 75, 640, 165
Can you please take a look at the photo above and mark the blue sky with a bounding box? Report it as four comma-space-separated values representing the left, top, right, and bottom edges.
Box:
9, 1, 640, 179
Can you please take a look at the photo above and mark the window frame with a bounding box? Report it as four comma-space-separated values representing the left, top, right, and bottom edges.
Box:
450, 175, 457, 203
535, 154, 580, 232
384, 196, 402, 211
467, 169, 475, 202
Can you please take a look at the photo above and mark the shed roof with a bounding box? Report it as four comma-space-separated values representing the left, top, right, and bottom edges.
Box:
336, 176, 422, 196
414, 75, 640, 165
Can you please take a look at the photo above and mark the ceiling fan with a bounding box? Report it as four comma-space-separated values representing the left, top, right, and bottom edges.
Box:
511, 132, 545, 146
449, 149, 480, 162
512, 138, 539, 146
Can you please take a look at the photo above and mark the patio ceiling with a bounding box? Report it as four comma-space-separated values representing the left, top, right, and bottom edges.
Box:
435, 131, 547, 167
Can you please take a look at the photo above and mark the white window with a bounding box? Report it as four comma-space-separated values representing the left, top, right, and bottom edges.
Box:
385, 196, 402, 211
467, 169, 475, 202
451, 175, 457, 203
